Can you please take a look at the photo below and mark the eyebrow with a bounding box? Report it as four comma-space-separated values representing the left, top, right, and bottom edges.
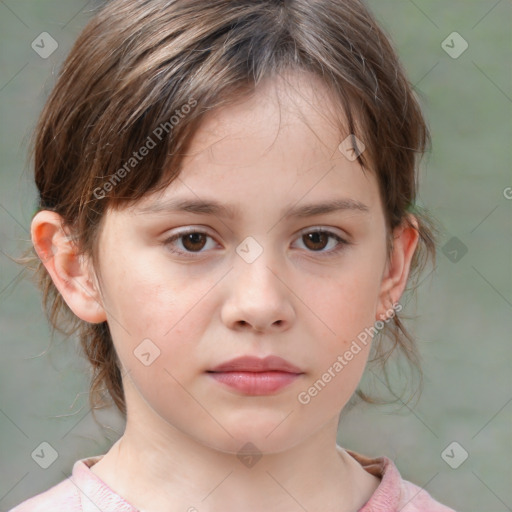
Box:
137, 197, 370, 218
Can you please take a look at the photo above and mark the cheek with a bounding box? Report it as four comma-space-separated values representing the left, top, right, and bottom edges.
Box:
293, 270, 381, 414
309, 257, 384, 345
99, 253, 219, 371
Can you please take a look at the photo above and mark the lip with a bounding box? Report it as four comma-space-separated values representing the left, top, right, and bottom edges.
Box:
208, 355, 303, 373
207, 355, 304, 395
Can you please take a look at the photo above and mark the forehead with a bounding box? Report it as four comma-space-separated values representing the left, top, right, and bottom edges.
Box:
125, 70, 381, 220
190, 70, 347, 159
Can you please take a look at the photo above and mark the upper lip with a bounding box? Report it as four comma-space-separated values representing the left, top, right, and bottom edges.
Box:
208, 355, 303, 373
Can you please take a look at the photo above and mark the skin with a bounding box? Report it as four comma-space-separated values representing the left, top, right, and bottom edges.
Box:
32, 70, 419, 512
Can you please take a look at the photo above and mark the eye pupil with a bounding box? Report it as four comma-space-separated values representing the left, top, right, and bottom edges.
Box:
304, 232, 328, 251
183, 233, 207, 251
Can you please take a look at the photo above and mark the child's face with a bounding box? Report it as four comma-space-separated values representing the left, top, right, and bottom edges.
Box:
88, 71, 409, 452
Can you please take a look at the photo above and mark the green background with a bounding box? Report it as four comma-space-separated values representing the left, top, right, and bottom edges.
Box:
1, 1, 511, 511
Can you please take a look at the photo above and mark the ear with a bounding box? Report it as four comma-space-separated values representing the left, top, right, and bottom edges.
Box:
31, 210, 107, 323
376, 214, 420, 321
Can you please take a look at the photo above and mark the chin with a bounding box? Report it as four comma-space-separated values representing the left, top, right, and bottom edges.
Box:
201, 416, 308, 456
204, 434, 301, 458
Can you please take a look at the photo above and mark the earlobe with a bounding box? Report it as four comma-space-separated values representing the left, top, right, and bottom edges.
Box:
31, 211, 107, 324
376, 215, 420, 321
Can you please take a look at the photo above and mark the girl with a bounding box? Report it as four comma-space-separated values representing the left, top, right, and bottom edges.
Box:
11, 0, 456, 510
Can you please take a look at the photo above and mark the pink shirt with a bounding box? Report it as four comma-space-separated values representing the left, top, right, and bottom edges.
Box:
8, 449, 456, 511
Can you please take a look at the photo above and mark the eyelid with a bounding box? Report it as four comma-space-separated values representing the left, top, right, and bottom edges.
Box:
163, 226, 216, 249
296, 226, 349, 241
293, 227, 351, 257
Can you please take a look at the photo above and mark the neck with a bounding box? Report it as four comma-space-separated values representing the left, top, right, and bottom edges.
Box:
91, 418, 379, 512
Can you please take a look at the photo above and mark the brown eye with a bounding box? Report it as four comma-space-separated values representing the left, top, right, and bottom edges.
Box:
164, 230, 216, 255
294, 229, 349, 257
181, 233, 208, 252
302, 232, 330, 251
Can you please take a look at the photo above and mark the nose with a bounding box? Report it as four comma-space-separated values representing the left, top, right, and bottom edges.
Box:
220, 247, 295, 334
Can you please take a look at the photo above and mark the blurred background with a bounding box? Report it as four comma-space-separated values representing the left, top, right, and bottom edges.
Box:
0, 1, 510, 511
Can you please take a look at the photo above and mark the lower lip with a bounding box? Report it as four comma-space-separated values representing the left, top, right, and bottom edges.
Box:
207, 371, 302, 395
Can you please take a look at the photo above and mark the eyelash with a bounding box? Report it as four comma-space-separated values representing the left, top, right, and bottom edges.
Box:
163, 227, 350, 258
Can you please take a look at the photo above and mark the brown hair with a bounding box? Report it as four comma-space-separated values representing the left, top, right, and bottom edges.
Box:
24, 0, 438, 418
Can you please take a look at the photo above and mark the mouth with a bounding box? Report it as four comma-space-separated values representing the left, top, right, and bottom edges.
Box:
206, 370, 303, 395
206, 355, 304, 395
